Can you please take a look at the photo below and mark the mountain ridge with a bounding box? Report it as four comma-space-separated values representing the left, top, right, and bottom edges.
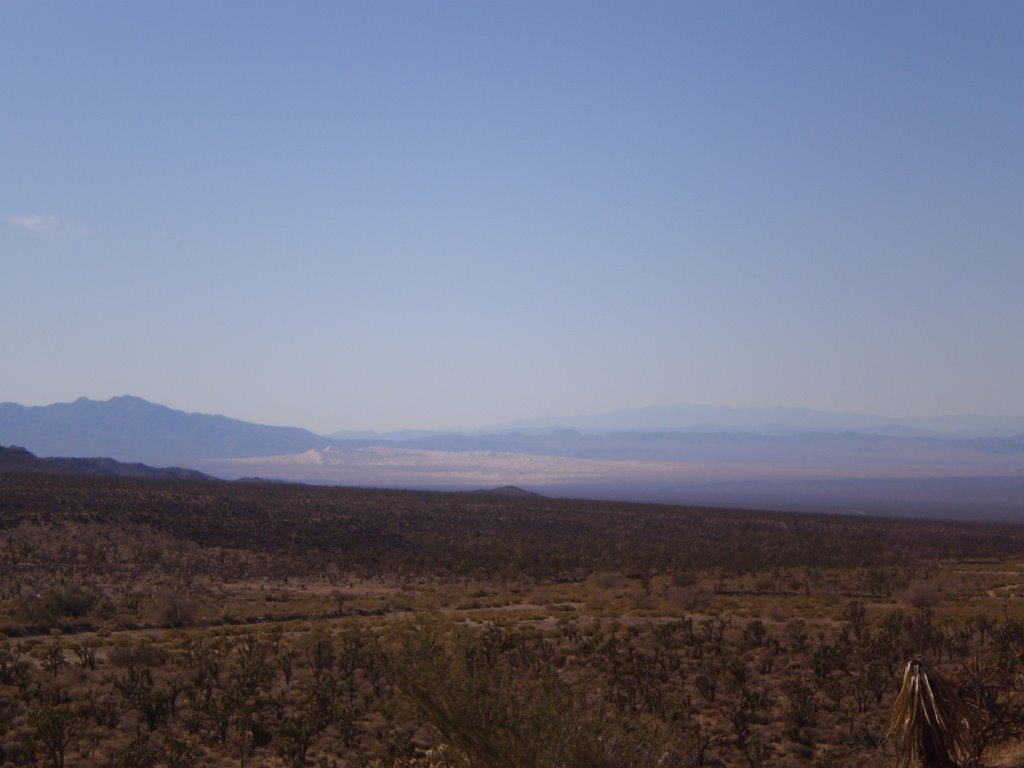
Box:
478, 403, 1024, 438
3, 396, 1023, 483
0, 444, 215, 480
4, 397, 1024, 520
0, 395, 331, 466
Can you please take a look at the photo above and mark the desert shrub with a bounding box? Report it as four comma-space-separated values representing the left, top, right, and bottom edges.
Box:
113, 666, 173, 731
784, 676, 819, 731
72, 640, 98, 670
741, 618, 767, 649
14, 594, 56, 627
3, 731, 38, 766
902, 583, 941, 610
786, 618, 810, 653
41, 634, 66, 676
956, 657, 1024, 765
28, 703, 78, 768
369, 746, 470, 768
671, 570, 696, 587
108, 639, 167, 668
546, 708, 668, 768
843, 600, 867, 640
43, 585, 99, 618
389, 620, 551, 766
161, 738, 198, 768
594, 572, 624, 590
111, 733, 159, 768
0, 638, 29, 686
156, 592, 198, 628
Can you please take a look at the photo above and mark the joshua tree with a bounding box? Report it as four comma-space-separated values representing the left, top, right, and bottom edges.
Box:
28, 703, 78, 768
884, 658, 969, 768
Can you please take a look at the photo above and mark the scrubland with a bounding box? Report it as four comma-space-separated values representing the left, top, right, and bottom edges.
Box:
2, 473, 1024, 767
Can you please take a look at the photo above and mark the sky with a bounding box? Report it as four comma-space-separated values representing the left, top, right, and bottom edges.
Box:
2, 1, 1023, 432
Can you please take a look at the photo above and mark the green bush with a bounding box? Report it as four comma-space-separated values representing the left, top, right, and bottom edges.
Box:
43, 585, 99, 618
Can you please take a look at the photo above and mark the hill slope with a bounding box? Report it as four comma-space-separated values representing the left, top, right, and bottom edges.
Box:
0, 445, 77, 474
0, 444, 215, 480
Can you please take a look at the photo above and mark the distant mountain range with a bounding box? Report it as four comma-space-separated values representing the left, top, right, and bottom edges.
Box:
332, 428, 1024, 464
3, 396, 1024, 521
3, 396, 1024, 469
475, 403, 1024, 438
0, 395, 331, 466
331, 404, 1024, 441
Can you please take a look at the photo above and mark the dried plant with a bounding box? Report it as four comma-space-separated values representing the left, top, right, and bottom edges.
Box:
883, 658, 969, 768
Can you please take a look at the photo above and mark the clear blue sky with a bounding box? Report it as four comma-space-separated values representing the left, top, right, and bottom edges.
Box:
3, 1, 1022, 431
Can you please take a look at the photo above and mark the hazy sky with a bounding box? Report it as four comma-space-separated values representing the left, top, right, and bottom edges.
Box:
3, 1, 1022, 432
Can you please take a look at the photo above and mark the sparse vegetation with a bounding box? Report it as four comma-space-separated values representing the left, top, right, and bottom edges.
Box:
2, 472, 1024, 765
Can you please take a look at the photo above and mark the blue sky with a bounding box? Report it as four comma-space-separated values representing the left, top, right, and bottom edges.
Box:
3, 1, 1022, 431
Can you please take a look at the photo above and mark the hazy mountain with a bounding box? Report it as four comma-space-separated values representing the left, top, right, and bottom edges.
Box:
328, 428, 451, 441
954, 434, 1024, 454
484, 403, 1024, 437
5, 396, 1024, 471
352, 429, 1024, 468
0, 395, 331, 466
5, 396, 1023, 520
471, 485, 544, 498
0, 444, 215, 480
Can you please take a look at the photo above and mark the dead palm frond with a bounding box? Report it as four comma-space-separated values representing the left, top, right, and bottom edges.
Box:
884, 657, 971, 768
